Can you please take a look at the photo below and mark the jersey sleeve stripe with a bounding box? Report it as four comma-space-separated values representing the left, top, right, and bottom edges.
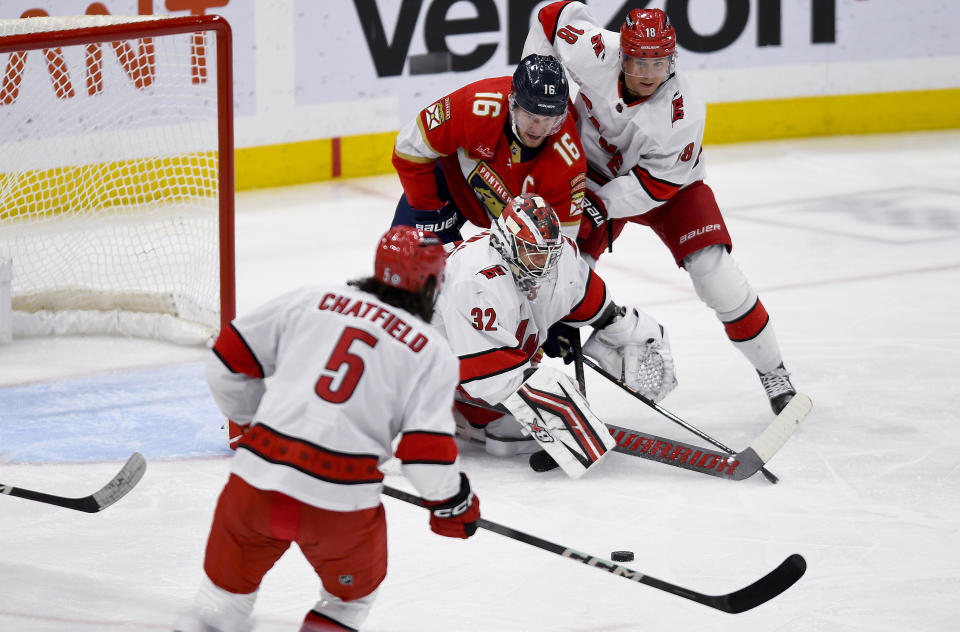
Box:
538, 0, 576, 43
722, 298, 770, 342
237, 424, 384, 484
631, 165, 683, 202
415, 115, 447, 157
563, 268, 608, 323
459, 346, 531, 383
212, 323, 265, 378
395, 431, 459, 465
393, 148, 436, 164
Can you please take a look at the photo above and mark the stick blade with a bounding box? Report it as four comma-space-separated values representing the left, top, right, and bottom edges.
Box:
749, 393, 813, 463
718, 553, 807, 613
87, 452, 147, 512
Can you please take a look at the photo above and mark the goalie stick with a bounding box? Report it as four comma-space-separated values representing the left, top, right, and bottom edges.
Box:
580, 355, 814, 484
607, 387, 811, 481
383, 484, 807, 613
0, 452, 146, 513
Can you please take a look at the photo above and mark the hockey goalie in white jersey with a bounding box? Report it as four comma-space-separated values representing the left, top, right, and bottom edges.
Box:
433, 193, 676, 478
524, 2, 801, 416
177, 227, 480, 632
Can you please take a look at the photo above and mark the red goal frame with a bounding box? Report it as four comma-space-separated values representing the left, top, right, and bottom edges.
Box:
0, 14, 236, 332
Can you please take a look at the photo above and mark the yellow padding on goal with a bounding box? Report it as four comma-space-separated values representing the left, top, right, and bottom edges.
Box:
0, 153, 217, 222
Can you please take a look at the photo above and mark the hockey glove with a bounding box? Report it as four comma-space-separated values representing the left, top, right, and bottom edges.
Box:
424, 473, 480, 539
540, 322, 579, 365
583, 306, 678, 402
580, 190, 607, 229
412, 203, 462, 244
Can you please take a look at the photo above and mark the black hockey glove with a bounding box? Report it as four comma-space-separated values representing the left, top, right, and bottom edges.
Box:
412, 202, 462, 244
541, 322, 579, 365
580, 190, 607, 229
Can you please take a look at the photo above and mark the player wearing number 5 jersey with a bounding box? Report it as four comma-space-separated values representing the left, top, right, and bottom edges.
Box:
176, 227, 480, 632
524, 2, 800, 415
391, 53, 588, 243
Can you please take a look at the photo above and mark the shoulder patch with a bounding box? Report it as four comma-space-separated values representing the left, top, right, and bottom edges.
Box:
424, 97, 452, 130
478, 265, 508, 279
570, 172, 586, 192
671, 92, 684, 124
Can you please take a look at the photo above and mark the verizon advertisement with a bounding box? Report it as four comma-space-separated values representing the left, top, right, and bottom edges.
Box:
3, 0, 958, 146
295, 0, 960, 116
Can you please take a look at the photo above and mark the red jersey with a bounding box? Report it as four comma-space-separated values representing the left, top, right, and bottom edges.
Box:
393, 75, 588, 239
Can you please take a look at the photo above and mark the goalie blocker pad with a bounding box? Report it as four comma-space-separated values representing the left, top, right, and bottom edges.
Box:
502, 366, 616, 478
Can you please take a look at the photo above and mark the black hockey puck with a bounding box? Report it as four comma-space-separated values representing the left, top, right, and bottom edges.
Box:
611, 550, 634, 562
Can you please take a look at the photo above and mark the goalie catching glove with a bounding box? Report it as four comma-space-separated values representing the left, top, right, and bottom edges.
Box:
423, 473, 480, 539
583, 305, 678, 402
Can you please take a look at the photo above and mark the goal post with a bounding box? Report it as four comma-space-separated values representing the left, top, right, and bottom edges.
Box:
0, 14, 235, 345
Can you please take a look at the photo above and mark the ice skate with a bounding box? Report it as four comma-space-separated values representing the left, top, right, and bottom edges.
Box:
758, 363, 796, 414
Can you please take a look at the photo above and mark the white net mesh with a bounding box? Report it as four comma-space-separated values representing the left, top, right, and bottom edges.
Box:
0, 15, 228, 344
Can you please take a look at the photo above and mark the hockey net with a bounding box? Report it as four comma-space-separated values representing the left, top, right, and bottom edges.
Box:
0, 14, 234, 344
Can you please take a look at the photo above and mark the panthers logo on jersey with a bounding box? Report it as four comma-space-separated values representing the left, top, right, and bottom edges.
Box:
468, 162, 512, 218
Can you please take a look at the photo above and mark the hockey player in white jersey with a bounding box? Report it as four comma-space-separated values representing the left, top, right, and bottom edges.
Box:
175, 226, 480, 632
434, 192, 676, 477
524, 2, 800, 414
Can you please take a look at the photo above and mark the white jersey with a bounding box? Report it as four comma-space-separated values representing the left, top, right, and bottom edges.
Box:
523, 1, 708, 219
433, 231, 611, 405
206, 284, 463, 511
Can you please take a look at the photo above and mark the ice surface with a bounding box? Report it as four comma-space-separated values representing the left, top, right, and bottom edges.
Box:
1, 131, 959, 631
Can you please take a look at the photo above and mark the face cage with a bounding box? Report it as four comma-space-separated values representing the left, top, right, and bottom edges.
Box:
510, 238, 562, 291
620, 52, 676, 80
508, 94, 566, 139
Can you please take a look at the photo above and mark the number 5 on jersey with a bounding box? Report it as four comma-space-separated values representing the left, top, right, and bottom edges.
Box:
315, 326, 377, 403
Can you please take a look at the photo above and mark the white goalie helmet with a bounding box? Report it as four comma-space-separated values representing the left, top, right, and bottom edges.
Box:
490, 193, 563, 293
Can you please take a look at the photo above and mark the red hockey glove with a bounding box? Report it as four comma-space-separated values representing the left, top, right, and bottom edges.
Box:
424, 473, 480, 539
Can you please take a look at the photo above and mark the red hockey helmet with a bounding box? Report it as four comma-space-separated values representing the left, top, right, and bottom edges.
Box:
620, 8, 676, 59
374, 226, 446, 293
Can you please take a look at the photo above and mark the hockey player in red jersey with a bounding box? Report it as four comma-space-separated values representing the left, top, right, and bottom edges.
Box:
391, 53, 588, 243
434, 193, 677, 476
525, 2, 801, 414
175, 227, 480, 632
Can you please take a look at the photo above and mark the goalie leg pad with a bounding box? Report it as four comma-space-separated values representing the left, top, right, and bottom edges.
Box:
502, 366, 616, 479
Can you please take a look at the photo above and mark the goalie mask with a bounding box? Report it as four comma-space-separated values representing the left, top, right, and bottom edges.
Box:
375, 226, 446, 294
490, 193, 562, 293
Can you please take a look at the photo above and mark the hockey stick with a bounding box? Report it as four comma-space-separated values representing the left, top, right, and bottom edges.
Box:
0, 452, 146, 513
565, 338, 792, 481
569, 329, 586, 396
580, 355, 793, 484
607, 393, 811, 481
382, 484, 806, 613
